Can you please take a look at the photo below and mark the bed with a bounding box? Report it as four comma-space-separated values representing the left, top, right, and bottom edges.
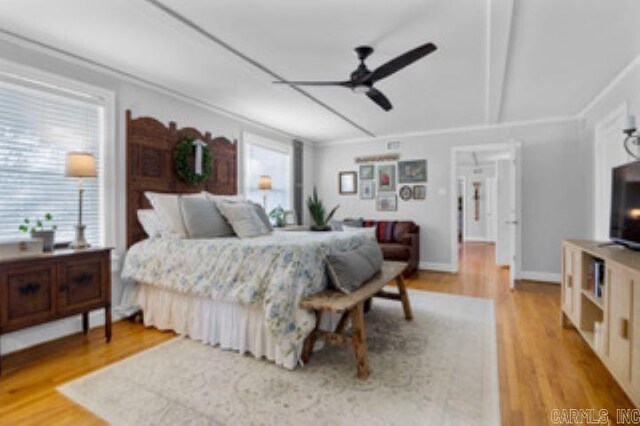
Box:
122, 231, 368, 368
122, 111, 364, 368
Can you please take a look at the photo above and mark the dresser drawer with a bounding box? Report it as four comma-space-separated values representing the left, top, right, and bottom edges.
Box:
57, 254, 108, 314
0, 264, 56, 331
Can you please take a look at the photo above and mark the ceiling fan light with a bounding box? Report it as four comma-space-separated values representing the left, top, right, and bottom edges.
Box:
353, 85, 369, 94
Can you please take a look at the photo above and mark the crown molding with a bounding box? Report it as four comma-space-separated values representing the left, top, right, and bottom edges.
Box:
319, 115, 579, 147
0, 29, 321, 145
578, 53, 640, 119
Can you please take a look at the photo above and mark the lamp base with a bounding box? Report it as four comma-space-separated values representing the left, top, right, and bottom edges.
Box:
70, 224, 90, 249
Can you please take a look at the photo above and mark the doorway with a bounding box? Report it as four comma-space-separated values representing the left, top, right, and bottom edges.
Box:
450, 142, 522, 288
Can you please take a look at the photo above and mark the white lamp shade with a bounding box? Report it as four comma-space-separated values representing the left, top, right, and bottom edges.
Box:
66, 152, 97, 177
259, 175, 272, 190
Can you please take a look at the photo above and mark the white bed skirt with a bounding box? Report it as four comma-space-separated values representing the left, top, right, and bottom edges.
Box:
136, 284, 328, 370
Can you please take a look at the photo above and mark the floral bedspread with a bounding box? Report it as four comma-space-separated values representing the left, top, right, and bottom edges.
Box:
121, 231, 368, 359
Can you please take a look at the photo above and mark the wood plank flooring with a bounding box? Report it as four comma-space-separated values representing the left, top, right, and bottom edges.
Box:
0, 242, 634, 425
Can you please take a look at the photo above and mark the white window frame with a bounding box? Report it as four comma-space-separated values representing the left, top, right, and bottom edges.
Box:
241, 132, 294, 210
0, 58, 116, 251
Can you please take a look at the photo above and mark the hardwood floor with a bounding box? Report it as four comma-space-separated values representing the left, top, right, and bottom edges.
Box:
0, 242, 634, 425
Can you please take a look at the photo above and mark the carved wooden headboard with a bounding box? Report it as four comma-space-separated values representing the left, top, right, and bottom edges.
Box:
126, 110, 237, 247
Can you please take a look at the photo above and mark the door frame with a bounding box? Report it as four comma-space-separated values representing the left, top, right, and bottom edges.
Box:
450, 142, 522, 282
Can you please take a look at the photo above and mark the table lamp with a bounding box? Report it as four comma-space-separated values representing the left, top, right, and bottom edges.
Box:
258, 175, 272, 210
66, 152, 97, 249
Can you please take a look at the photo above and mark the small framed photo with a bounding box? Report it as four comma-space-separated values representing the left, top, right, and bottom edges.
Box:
359, 164, 374, 180
360, 181, 375, 199
377, 164, 396, 192
339, 171, 357, 195
413, 185, 426, 200
399, 185, 412, 201
398, 160, 427, 183
376, 194, 397, 211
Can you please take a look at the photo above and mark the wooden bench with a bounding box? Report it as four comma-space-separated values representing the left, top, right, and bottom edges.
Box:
300, 261, 413, 379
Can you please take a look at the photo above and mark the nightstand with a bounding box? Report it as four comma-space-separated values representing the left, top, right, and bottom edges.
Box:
0, 247, 112, 375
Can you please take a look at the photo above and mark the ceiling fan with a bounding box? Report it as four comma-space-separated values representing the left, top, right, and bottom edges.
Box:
273, 42, 437, 111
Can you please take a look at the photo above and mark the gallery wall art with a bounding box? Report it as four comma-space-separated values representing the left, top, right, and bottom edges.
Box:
398, 160, 427, 183
377, 164, 396, 192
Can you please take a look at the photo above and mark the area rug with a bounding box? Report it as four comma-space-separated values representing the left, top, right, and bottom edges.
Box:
58, 290, 499, 425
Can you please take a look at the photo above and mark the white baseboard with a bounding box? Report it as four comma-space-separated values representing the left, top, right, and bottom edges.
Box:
419, 261, 456, 273
463, 237, 494, 243
519, 271, 561, 284
0, 309, 124, 356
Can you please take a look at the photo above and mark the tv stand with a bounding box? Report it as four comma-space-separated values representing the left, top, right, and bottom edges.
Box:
562, 239, 640, 407
598, 241, 640, 251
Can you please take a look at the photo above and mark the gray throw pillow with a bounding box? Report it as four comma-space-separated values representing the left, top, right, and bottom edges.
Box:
343, 217, 364, 228
252, 202, 273, 231
179, 197, 234, 238
326, 239, 384, 294
217, 201, 270, 238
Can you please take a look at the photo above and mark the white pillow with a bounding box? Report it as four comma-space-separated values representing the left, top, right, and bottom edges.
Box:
343, 225, 377, 240
216, 201, 270, 238
137, 209, 164, 238
144, 192, 206, 238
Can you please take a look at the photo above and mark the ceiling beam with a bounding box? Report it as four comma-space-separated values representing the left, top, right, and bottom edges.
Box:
485, 0, 515, 124
144, 0, 375, 137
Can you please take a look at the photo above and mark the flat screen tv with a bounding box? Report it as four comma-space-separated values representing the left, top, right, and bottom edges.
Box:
610, 161, 640, 249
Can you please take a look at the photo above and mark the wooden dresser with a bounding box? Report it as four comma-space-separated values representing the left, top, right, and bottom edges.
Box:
0, 248, 112, 374
562, 240, 640, 407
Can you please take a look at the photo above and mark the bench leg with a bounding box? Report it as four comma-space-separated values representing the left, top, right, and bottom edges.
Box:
395, 275, 413, 321
350, 302, 370, 379
334, 311, 350, 335
301, 310, 322, 364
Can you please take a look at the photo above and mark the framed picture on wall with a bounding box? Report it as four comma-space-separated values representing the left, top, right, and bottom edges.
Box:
413, 185, 426, 200
339, 171, 357, 194
360, 181, 375, 199
376, 194, 397, 211
359, 164, 374, 180
398, 160, 427, 183
399, 185, 412, 201
377, 164, 396, 192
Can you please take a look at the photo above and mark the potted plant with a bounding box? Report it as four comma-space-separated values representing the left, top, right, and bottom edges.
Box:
307, 187, 339, 231
269, 206, 286, 228
19, 213, 57, 252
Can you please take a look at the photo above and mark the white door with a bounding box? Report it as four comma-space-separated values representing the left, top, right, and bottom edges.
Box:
508, 141, 522, 288
495, 160, 511, 266
485, 176, 497, 242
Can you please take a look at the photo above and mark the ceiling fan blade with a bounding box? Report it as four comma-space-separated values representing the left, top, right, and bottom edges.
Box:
273, 80, 352, 87
366, 87, 393, 111
365, 42, 437, 84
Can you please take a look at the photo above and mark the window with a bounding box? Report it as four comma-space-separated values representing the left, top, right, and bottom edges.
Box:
0, 79, 104, 245
243, 133, 291, 213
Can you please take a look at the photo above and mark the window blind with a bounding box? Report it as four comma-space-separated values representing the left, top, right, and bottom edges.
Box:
244, 136, 291, 213
0, 80, 102, 245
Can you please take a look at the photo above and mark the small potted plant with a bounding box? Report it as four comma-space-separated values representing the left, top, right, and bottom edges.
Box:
19, 213, 57, 252
307, 187, 339, 231
269, 206, 286, 228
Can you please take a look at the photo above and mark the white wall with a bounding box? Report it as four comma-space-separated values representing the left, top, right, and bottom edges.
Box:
457, 165, 495, 241
0, 37, 315, 355
315, 119, 590, 275
581, 57, 640, 239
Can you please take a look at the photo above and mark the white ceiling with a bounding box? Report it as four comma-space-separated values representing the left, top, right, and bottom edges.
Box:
0, 0, 639, 143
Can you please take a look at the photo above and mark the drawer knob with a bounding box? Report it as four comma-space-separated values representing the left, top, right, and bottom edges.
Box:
74, 272, 94, 284
18, 282, 41, 295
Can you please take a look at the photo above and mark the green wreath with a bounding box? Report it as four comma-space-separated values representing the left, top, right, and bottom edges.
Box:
174, 138, 212, 185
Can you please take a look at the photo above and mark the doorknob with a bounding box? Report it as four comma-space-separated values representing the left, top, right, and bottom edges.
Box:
506, 220, 519, 225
